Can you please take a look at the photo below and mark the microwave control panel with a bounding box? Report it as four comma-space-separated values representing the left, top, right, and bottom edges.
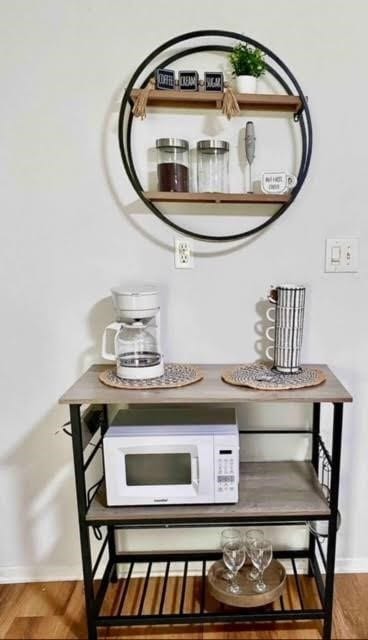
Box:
214, 434, 239, 503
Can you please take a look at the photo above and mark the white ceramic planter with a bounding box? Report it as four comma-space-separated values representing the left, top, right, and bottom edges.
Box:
236, 75, 257, 93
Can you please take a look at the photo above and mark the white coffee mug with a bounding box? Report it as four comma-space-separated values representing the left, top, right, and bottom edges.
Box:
265, 325, 275, 361
261, 171, 297, 195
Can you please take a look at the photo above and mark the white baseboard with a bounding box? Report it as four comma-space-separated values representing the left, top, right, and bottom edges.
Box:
1, 557, 368, 584
335, 558, 368, 573
0, 565, 83, 584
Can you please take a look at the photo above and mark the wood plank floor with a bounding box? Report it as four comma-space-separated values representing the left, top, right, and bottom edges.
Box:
0, 574, 367, 639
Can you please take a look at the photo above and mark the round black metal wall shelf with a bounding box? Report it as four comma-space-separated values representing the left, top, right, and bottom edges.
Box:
118, 30, 312, 242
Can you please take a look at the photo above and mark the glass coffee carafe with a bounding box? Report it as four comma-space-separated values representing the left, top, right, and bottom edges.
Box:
117, 321, 161, 369
102, 319, 163, 380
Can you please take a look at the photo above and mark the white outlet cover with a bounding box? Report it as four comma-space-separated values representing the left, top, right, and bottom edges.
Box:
174, 237, 194, 269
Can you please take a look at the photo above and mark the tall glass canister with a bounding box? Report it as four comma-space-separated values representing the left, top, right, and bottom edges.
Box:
156, 138, 189, 192
197, 140, 229, 192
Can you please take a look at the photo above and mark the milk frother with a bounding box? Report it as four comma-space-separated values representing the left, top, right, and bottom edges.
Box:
245, 121, 256, 193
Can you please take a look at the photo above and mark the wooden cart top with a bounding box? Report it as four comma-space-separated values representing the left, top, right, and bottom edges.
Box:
59, 364, 352, 405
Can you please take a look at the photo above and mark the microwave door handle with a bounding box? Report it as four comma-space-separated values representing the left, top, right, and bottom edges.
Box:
191, 457, 199, 487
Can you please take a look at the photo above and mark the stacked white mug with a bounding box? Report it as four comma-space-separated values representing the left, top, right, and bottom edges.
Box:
265, 284, 306, 373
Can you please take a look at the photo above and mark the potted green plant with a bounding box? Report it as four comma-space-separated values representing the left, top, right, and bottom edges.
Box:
229, 43, 266, 93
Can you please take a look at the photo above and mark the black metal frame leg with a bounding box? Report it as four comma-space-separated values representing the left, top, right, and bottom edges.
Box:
101, 404, 117, 583
323, 402, 343, 640
107, 526, 117, 582
309, 402, 321, 576
70, 404, 97, 640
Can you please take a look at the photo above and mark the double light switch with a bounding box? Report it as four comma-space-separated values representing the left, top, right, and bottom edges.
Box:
325, 238, 359, 273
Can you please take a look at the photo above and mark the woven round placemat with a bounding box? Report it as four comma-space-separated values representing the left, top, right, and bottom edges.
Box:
99, 363, 203, 390
222, 363, 326, 391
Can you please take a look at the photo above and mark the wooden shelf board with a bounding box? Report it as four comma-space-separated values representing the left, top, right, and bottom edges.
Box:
86, 461, 330, 524
131, 89, 302, 113
59, 364, 353, 405
144, 191, 290, 204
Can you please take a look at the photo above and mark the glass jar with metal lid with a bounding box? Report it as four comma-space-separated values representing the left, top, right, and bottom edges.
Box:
156, 138, 189, 192
197, 139, 230, 193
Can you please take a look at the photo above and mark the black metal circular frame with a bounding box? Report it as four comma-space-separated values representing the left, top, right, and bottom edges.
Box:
118, 30, 313, 242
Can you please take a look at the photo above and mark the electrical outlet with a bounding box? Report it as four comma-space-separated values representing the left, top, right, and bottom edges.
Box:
175, 237, 194, 269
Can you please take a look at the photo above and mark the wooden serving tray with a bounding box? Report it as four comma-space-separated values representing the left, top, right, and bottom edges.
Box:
207, 559, 286, 608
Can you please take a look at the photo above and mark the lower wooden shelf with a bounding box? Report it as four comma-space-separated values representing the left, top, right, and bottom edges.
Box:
144, 191, 290, 204
87, 461, 330, 525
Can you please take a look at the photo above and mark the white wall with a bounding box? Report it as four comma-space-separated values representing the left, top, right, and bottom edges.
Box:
0, 0, 367, 581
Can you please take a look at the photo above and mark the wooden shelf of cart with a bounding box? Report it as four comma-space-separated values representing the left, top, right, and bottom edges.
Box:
87, 461, 330, 526
144, 191, 291, 204
131, 89, 302, 113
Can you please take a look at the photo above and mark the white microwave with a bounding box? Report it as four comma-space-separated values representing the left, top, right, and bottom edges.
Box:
103, 408, 239, 506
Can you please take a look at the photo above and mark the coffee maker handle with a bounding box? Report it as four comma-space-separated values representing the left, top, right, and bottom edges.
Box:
102, 322, 121, 361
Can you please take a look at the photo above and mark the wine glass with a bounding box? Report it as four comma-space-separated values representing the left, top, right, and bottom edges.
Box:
244, 529, 264, 581
223, 540, 246, 594
249, 539, 273, 593
220, 528, 242, 581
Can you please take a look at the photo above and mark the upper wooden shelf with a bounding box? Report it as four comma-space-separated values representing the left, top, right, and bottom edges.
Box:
59, 364, 352, 405
145, 191, 290, 204
131, 89, 302, 113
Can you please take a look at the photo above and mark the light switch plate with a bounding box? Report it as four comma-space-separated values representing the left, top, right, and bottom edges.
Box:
325, 238, 359, 273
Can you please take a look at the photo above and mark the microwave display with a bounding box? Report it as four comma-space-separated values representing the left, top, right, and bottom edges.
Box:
125, 452, 191, 486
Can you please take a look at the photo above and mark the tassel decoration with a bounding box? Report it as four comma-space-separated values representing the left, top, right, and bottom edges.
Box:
222, 83, 241, 120
132, 78, 155, 119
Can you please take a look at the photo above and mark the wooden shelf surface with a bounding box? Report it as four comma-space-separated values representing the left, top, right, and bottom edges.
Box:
86, 461, 330, 525
59, 364, 352, 405
131, 89, 302, 113
145, 191, 290, 204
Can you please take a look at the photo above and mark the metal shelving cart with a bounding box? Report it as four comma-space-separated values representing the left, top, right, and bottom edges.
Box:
59, 363, 352, 640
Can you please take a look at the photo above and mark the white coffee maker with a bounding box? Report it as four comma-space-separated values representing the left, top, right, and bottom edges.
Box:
102, 284, 164, 380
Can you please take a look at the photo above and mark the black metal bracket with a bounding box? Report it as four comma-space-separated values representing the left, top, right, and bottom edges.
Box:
294, 95, 308, 122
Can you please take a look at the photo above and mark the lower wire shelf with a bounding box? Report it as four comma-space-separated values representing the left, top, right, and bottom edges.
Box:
95, 550, 326, 628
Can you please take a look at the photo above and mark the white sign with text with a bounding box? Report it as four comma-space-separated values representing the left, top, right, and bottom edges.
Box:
261, 171, 297, 194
